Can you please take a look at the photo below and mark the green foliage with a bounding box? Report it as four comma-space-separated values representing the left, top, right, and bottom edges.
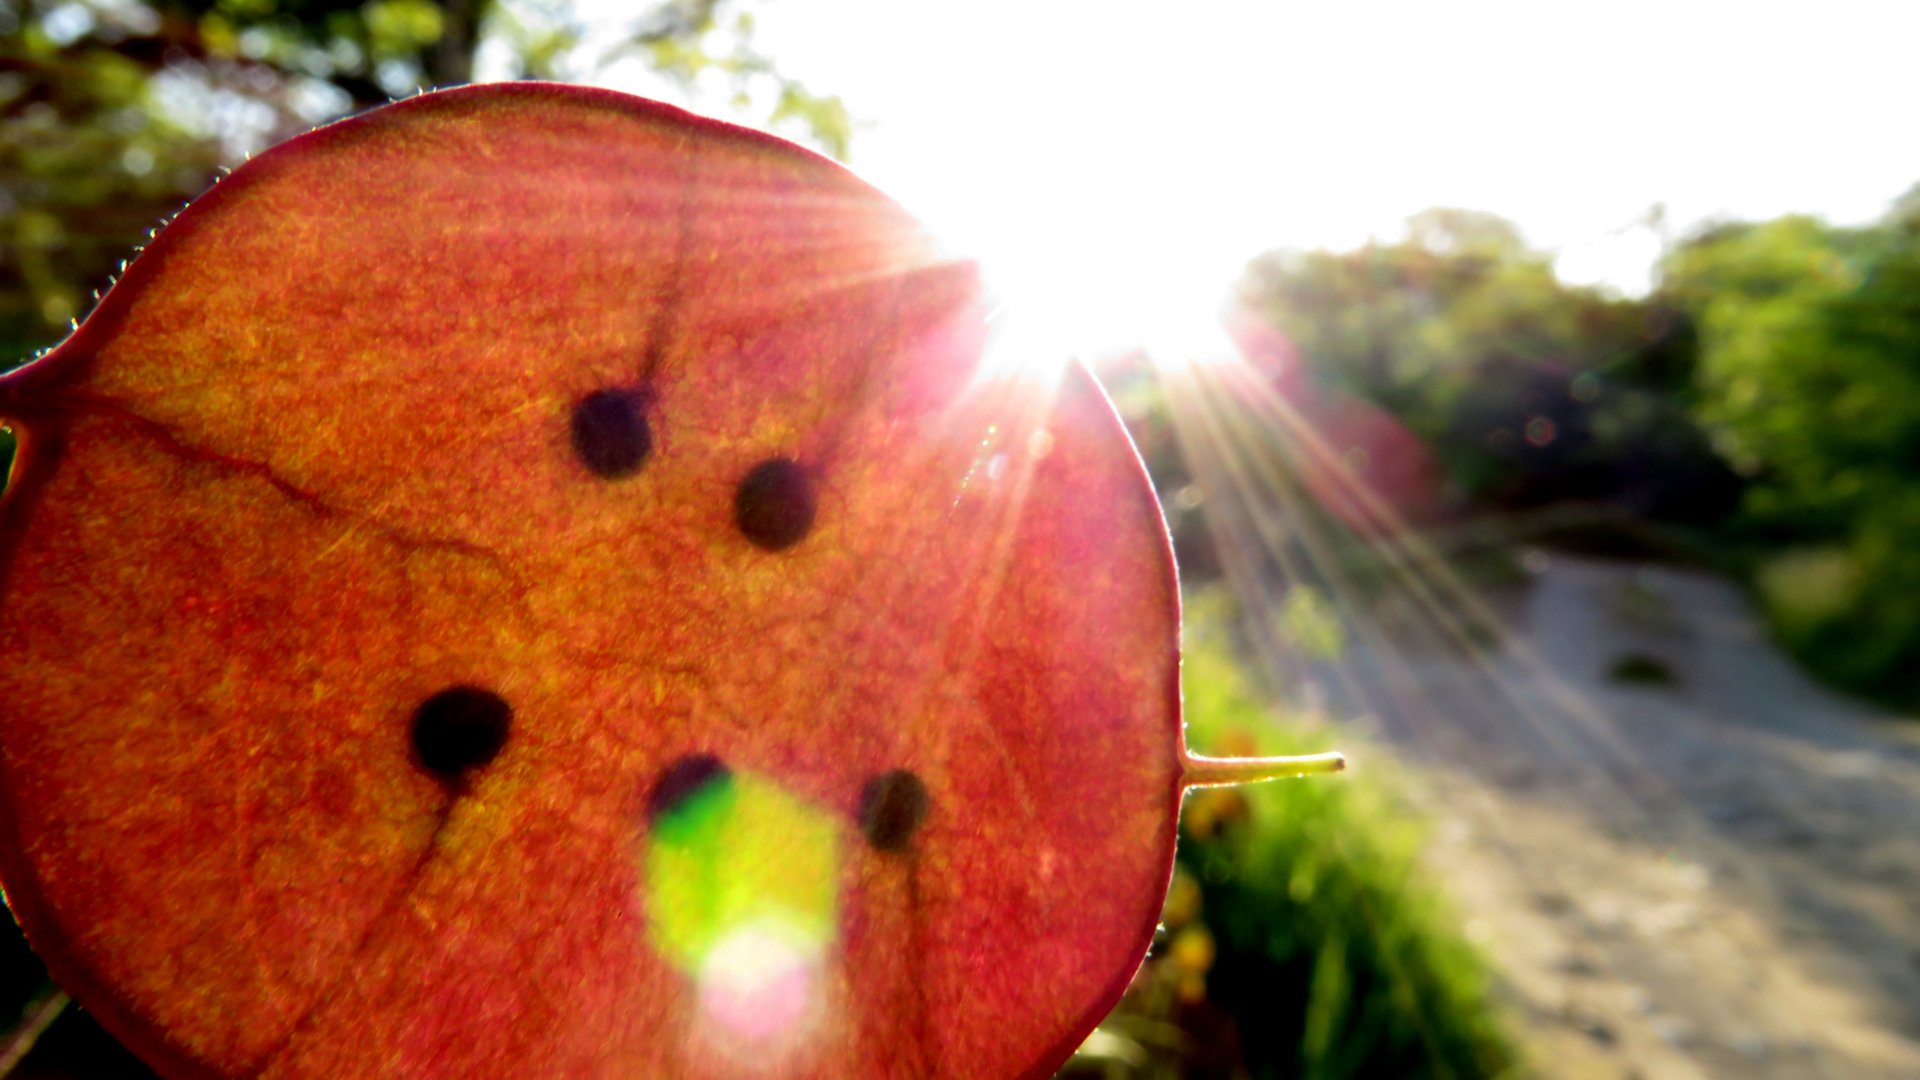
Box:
623, 5, 851, 160
2, 6, 221, 357
1181, 639, 1518, 1078
1244, 209, 1649, 415
1239, 209, 1736, 522
1662, 216, 1918, 519
1277, 584, 1345, 661
1227, 196, 1919, 707
0, 0, 850, 361
1072, 601, 1520, 1079
1662, 212, 1920, 706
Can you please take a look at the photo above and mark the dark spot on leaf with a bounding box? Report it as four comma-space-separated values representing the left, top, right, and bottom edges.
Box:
860, 769, 930, 853
648, 753, 729, 823
571, 388, 651, 478
411, 685, 511, 781
734, 457, 814, 550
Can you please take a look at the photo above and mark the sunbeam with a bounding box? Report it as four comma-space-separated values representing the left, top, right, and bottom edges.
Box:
1144, 315, 1873, 1068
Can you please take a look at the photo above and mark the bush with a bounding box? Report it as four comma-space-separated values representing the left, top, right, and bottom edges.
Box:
1663, 213, 1920, 708
1069, 610, 1520, 1079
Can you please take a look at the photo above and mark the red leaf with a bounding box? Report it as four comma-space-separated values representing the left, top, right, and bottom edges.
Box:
0, 85, 1183, 1078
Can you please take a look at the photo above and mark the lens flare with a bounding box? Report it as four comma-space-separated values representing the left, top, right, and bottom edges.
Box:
643, 767, 839, 1054
696, 919, 821, 1044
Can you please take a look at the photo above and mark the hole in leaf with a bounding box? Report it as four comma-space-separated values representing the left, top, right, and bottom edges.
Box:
570, 389, 652, 479
734, 457, 815, 551
859, 769, 930, 853
411, 685, 512, 781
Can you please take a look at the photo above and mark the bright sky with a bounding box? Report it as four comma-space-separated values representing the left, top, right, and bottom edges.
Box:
596, 0, 1920, 363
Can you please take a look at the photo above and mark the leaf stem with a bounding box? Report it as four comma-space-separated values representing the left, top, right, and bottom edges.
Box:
0, 986, 68, 1078
1180, 750, 1347, 790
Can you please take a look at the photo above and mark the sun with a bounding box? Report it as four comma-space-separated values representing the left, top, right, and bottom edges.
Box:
900, 172, 1254, 382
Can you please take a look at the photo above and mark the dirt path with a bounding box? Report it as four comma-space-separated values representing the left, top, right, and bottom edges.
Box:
1307, 554, 1920, 1079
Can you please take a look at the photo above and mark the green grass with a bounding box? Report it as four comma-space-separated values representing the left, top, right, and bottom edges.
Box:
1070, 606, 1521, 1079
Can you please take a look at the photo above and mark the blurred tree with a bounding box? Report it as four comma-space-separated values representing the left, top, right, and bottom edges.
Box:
0, 0, 849, 362
1238, 208, 1738, 523
1661, 209, 1920, 705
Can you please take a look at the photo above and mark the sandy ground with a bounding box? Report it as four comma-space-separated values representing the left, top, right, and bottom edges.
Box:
1306, 554, 1920, 1080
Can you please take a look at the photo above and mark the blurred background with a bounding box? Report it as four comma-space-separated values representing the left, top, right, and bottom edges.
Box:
4, 1, 1919, 1077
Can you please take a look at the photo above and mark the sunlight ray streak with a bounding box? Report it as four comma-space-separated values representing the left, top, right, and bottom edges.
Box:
843, 347, 1074, 844
1152, 344, 1829, 1052
1161, 381, 1296, 684
1160, 361, 1380, 714
1200, 354, 1684, 800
